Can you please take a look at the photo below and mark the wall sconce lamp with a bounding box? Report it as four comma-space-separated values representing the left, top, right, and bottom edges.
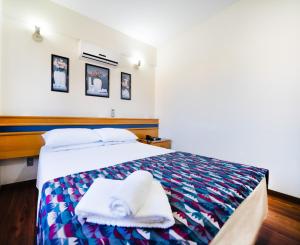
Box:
32, 26, 43, 42
135, 60, 141, 69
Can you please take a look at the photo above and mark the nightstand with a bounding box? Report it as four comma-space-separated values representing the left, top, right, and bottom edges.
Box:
138, 138, 172, 149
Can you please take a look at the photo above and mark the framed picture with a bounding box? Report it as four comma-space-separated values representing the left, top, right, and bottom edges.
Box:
121, 72, 131, 100
51, 54, 69, 92
85, 64, 109, 97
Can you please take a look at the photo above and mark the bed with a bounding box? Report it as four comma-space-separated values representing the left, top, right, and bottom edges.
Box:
36, 141, 268, 244
0, 116, 268, 244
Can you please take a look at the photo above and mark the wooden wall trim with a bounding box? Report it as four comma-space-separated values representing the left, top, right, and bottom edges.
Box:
0, 116, 158, 126
0, 116, 159, 160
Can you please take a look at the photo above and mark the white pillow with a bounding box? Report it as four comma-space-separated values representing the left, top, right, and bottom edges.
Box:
42, 128, 101, 147
93, 128, 137, 142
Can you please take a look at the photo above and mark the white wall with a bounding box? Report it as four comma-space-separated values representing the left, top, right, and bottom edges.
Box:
0, 0, 156, 184
1, 0, 156, 118
156, 0, 300, 197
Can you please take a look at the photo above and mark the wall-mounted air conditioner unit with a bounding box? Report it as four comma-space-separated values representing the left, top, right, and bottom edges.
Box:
79, 40, 119, 66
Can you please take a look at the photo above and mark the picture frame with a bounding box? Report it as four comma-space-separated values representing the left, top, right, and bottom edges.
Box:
121, 72, 131, 100
51, 54, 69, 93
85, 64, 110, 98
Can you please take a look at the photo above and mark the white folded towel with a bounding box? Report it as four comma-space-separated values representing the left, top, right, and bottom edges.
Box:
75, 178, 175, 229
109, 170, 153, 217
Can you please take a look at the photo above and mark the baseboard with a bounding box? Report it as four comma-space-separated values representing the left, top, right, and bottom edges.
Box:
268, 189, 300, 204
0, 179, 37, 188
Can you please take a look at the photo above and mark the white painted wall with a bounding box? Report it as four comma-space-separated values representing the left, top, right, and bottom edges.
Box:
156, 0, 300, 197
0, 158, 39, 185
0, 0, 156, 184
1, 0, 156, 118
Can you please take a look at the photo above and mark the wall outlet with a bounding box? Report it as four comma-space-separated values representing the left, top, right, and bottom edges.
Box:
111, 109, 115, 118
27, 157, 34, 167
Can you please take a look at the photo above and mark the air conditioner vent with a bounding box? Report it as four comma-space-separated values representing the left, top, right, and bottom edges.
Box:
79, 40, 119, 66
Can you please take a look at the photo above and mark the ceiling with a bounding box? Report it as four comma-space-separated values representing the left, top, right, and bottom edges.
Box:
51, 0, 237, 47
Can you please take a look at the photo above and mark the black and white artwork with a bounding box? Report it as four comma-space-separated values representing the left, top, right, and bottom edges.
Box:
51, 54, 69, 92
121, 72, 131, 100
85, 64, 110, 97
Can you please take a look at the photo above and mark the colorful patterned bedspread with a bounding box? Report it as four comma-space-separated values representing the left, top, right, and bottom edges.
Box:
37, 151, 268, 244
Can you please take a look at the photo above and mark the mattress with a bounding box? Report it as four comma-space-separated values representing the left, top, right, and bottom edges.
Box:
36, 142, 268, 244
37, 142, 173, 190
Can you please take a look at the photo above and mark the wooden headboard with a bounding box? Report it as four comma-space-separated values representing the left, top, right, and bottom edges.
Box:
0, 116, 159, 160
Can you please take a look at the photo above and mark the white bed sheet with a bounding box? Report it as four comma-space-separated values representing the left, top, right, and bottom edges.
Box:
36, 142, 267, 245
37, 141, 173, 190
